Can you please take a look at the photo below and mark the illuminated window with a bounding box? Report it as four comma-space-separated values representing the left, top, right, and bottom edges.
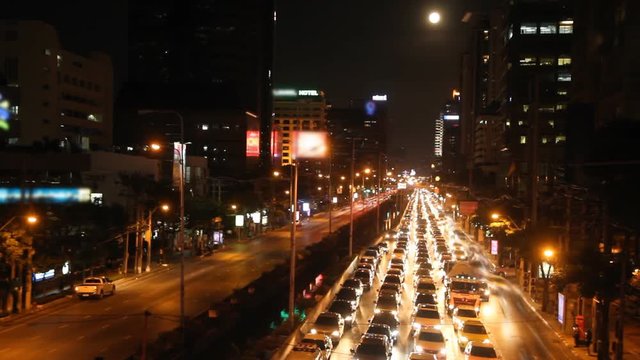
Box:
539, 57, 554, 66
520, 23, 537, 34
541, 137, 549, 144
556, 104, 567, 111
557, 89, 568, 96
559, 20, 573, 34
555, 135, 566, 143
520, 136, 527, 144
539, 106, 555, 113
558, 57, 572, 66
482, 55, 490, 64
523, 105, 529, 112
539, 23, 557, 34
519, 56, 537, 66
548, 120, 555, 128
518, 120, 525, 126
44, 48, 51, 55
506, 121, 511, 126
557, 71, 572, 82
201, 124, 209, 130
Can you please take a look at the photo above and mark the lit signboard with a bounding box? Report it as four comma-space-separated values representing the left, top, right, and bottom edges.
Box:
490, 240, 499, 255
0, 187, 91, 204
372, 95, 387, 101
292, 131, 328, 159
246, 130, 260, 157
558, 293, 565, 324
397, 182, 407, 190
365, 101, 376, 116
251, 211, 261, 224
235, 215, 245, 227
0, 94, 11, 131
443, 114, 460, 121
172, 142, 185, 187
273, 89, 297, 97
271, 130, 280, 158
298, 89, 319, 96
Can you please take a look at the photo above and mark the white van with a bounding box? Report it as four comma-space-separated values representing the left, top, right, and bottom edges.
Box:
285, 343, 323, 360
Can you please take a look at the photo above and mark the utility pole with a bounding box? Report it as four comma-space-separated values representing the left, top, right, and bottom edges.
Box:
135, 207, 142, 274
288, 162, 298, 329
123, 228, 130, 276
328, 149, 333, 234
349, 139, 356, 258
615, 231, 628, 360
530, 74, 540, 228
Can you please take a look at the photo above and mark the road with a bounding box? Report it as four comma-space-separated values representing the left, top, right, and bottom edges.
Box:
328, 190, 577, 359
0, 195, 390, 360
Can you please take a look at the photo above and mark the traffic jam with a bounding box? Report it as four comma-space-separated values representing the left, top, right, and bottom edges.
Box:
287, 189, 503, 359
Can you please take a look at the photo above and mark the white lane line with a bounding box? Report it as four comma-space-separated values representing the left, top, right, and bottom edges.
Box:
104, 306, 112, 311
123, 335, 133, 340
99, 347, 108, 353
101, 324, 110, 329
58, 324, 69, 329
83, 315, 91, 319
77, 335, 85, 341
48, 348, 57, 353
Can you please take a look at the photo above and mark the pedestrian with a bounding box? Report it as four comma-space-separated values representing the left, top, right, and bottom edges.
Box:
585, 328, 592, 354
572, 324, 581, 347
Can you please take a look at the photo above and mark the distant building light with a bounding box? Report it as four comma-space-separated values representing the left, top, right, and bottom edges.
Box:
201, 124, 209, 130
273, 89, 297, 97
372, 95, 387, 101
443, 114, 460, 121
298, 89, 319, 96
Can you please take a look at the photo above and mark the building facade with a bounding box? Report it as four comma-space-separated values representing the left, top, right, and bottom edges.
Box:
0, 20, 113, 150
272, 88, 328, 166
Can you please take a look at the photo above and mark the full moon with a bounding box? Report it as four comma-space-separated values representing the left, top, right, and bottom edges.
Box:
428, 11, 441, 24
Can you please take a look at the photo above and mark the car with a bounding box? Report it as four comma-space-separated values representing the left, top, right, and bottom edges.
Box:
415, 278, 437, 295
352, 333, 392, 360
388, 263, 405, 273
452, 305, 480, 330
390, 257, 406, 267
392, 248, 407, 260
354, 269, 374, 290
464, 340, 499, 359
396, 241, 408, 250
377, 241, 389, 254
412, 304, 443, 331
310, 312, 344, 345
379, 282, 402, 296
328, 300, 357, 328
360, 256, 378, 269
358, 262, 376, 274
285, 343, 323, 360
408, 352, 438, 360
457, 320, 490, 350
382, 274, 402, 287
336, 287, 360, 308
300, 333, 333, 359
74, 276, 115, 299
453, 249, 467, 261
414, 326, 447, 359
414, 292, 438, 308
416, 262, 433, 273
479, 282, 490, 301
365, 248, 381, 260
343, 278, 364, 297
365, 323, 394, 345
374, 294, 400, 315
386, 268, 404, 283
369, 312, 400, 341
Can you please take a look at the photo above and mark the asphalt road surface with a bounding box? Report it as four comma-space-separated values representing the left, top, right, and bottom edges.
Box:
0, 195, 389, 360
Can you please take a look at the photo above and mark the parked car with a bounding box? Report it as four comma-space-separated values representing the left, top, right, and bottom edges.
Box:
75, 277, 115, 299
336, 287, 361, 308
365, 323, 394, 345
328, 300, 357, 328
342, 278, 364, 297
300, 333, 333, 359
310, 312, 345, 345
352, 333, 392, 360
354, 269, 374, 290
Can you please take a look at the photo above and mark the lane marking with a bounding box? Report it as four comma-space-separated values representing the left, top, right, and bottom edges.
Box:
77, 335, 85, 341
58, 324, 69, 329
104, 307, 112, 311
123, 335, 133, 340
48, 348, 57, 353
83, 315, 91, 319
101, 324, 110, 329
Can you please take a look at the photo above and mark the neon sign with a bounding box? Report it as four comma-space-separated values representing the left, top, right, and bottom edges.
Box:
372, 95, 387, 101
298, 90, 319, 96
365, 101, 376, 116
0, 94, 10, 131
0, 187, 91, 204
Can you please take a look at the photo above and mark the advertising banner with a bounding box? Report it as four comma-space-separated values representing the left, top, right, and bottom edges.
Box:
458, 200, 479, 216
292, 131, 328, 159
246, 130, 260, 157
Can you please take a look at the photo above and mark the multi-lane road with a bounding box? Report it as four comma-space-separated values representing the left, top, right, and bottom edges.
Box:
324, 189, 578, 359
0, 196, 388, 360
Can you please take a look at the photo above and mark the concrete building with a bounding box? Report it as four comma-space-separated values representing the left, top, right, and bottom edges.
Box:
0, 20, 113, 150
433, 96, 462, 181
272, 88, 328, 166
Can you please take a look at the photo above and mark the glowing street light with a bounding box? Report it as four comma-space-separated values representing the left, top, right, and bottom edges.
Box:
428, 11, 441, 24
150, 143, 162, 151
273, 170, 281, 177
491, 213, 500, 221
26, 215, 38, 224
364, 168, 371, 175
340, 176, 346, 181
231, 204, 237, 210
543, 249, 554, 259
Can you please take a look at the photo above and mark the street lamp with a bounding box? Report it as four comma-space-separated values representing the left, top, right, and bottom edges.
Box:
231, 204, 237, 210
491, 213, 500, 221
145, 203, 170, 272
273, 170, 281, 177
0, 214, 39, 232
140, 109, 186, 345
543, 249, 554, 259
541, 247, 555, 312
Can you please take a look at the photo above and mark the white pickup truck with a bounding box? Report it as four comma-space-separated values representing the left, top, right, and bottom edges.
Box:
75, 276, 116, 299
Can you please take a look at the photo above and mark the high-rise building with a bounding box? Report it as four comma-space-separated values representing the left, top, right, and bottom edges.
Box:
503, 0, 574, 194
272, 88, 328, 166
0, 20, 113, 150
125, 0, 274, 169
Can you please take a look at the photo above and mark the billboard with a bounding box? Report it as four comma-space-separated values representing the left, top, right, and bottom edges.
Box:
0, 187, 91, 204
246, 130, 260, 157
292, 131, 328, 159
397, 182, 407, 190
458, 200, 478, 216
557, 293, 565, 324
490, 240, 499, 255
172, 142, 185, 187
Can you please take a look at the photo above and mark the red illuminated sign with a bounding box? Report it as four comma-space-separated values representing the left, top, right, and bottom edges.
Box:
246, 131, 260, 157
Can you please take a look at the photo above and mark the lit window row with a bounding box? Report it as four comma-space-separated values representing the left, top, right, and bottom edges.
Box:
520, 20, 573, 35
519, 56, 572, 66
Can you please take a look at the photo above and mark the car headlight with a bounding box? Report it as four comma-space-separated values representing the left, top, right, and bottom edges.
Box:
413, 323, 421, 330
392, 329, 399, 336
415, 345, 424, 352
391, 310, 398, 315
345, 316, 353, 321
331, 330, 340, 337
310, 328, 317, 334
74, 286, 79, 292
484, 289, 490, 296
448, 304, 454, 310
352, 301, 357, 306
459, 336, 468, 343
374, 308, 381, 314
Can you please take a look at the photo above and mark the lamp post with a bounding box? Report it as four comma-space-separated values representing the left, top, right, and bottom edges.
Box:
541, 248, 554, 312
1, 214, 38, 313
145, 204, 169, 272
140, 109, 186, 346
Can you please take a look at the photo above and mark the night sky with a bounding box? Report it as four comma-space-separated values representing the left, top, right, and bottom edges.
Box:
4, 0, 495, 165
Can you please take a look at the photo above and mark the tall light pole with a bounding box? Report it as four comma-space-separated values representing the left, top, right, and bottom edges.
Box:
145, 204, 169, 272
288, 161, 298, 329
328, 149, 333, 234
349, 139, 356, 258
139, 109, 186, 346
